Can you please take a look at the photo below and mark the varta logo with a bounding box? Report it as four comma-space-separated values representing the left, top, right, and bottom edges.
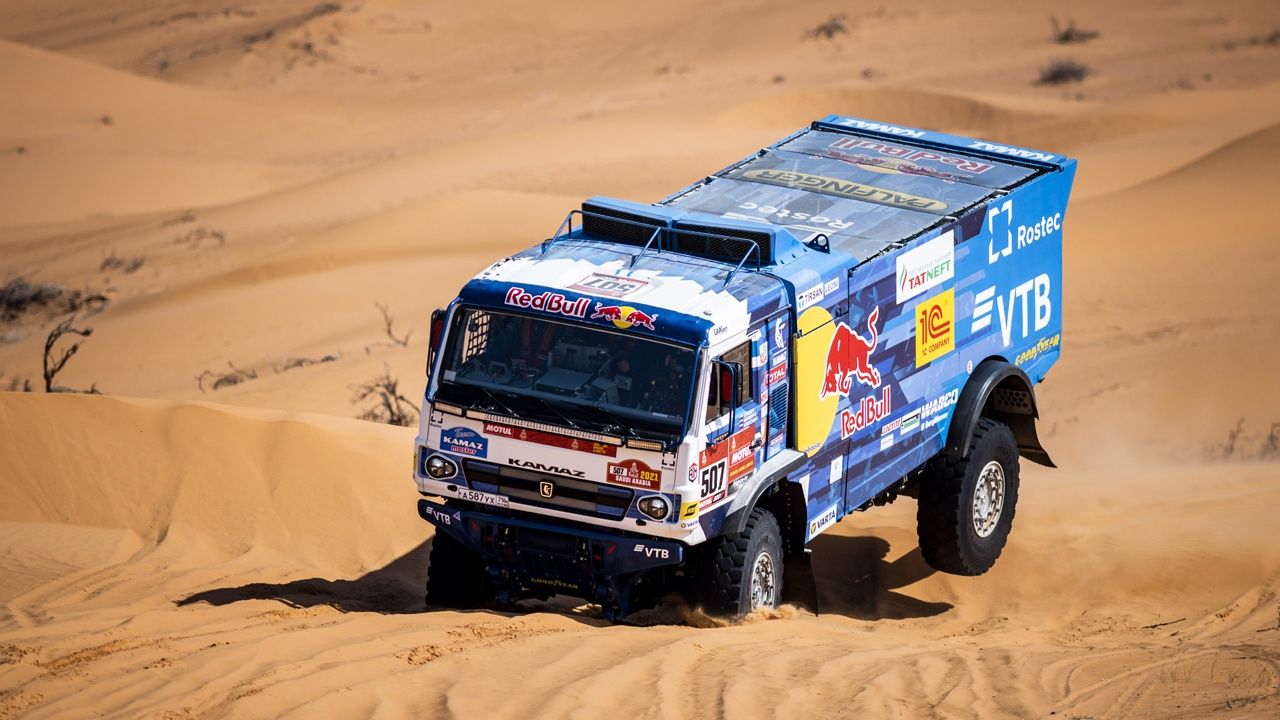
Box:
509, 459, 585, 478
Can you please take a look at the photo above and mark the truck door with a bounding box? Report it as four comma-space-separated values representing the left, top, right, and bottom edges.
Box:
763, 314, 790, 461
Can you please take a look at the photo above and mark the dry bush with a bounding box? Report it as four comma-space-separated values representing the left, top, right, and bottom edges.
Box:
365, 302, 412, 353
174, 226, 226, 249
196, 361, 258, 392
805, 14, 848, 40
100, 251, 146, 274
1036, 58, 1089, 85
43, 316, 101, 394
1049, 16, 1099, 44
272, 353, 340, 373
1210, 418, 1280, 461
351, 365, 419, 426
1, 369, 33, 392
2, 277, 109, 324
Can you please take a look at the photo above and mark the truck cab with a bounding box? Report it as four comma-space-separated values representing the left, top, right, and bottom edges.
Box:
413, 116, 1076, 620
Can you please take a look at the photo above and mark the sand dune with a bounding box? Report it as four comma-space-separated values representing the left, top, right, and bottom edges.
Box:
3, 0, 1280, 717
1, 393, 1276, 718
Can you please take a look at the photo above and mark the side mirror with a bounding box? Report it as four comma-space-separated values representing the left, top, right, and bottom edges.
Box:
719, 362, 737, 410
428, 309, 445, 373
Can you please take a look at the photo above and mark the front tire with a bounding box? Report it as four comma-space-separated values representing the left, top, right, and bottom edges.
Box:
425, 531, 491, 608
917, 418, 1020, 575
697, 508, 784, 615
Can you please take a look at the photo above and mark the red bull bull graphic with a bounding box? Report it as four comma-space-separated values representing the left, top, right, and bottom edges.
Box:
591, 303, 659, 331
819, 307, 882, 400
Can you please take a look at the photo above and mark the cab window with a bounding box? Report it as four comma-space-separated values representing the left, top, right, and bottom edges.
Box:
705, 341, 752, 422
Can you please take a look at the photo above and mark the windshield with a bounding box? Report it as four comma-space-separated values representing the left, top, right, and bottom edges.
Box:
434, 306, 696, 439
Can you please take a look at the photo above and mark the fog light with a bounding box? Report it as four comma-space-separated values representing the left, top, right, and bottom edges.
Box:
637, 495, 670, 520
424, 454, 458, 479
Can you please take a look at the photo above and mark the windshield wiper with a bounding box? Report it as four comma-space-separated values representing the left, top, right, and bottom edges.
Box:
469, 383, 523, 420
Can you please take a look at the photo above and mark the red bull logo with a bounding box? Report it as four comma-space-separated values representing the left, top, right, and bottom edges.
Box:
820, 307, 882, 400
591, 303, 659, 331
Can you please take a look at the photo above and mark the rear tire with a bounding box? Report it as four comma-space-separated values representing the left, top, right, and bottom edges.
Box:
917, 418, 1020, 576
697, 508, 783, 616
425, 531, 491, 608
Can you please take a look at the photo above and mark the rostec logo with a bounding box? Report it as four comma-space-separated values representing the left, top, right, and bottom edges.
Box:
915, 289, 955, 367
590, 303, 658, 331
821, 307, 881, 400
504, 287, 590, 318
896, 231, 954, 303
509, 459, 585, 478
987, 199, 1062, 265
971, 274, 1052, 347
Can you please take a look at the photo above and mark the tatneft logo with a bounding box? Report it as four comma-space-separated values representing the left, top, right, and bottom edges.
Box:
971, 274, 1052, 347
915, 289, 954, 367
896, 231, 955, 303
504, 287, 591, 318
987, 200, 1062, 265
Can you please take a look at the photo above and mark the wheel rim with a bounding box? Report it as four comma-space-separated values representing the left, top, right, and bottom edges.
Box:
972, 460, 1006, 538
749, 550, 776, 610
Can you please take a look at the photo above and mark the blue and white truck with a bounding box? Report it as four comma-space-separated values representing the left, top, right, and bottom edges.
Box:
413, 116, 1075, 620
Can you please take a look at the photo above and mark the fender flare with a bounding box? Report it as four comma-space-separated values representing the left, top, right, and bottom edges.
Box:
946, 359, 1055, 468
720, 451, 808, 537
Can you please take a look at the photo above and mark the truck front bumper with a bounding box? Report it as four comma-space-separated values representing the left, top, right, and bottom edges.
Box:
418, 499, 685, 618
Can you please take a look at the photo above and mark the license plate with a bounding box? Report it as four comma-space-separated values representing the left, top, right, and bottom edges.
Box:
456, 488, 509, 509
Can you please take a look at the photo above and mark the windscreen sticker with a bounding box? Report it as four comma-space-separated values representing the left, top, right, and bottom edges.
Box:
483, 421, 617, 457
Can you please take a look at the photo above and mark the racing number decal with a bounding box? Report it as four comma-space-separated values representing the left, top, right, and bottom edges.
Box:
700, 460, 726, 501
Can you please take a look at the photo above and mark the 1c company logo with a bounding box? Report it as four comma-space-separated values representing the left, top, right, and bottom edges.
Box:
915, 289, 954, 367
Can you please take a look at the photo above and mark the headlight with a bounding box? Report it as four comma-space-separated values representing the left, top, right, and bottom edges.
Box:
637, 495, 670, 521
423, 454, 458, 479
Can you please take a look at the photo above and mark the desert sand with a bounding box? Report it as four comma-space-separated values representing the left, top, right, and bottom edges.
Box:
2, 0, 1279, 717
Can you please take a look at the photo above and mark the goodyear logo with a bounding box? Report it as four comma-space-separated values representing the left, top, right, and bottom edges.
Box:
915, 289, 954, 367
741, 169, 948, 212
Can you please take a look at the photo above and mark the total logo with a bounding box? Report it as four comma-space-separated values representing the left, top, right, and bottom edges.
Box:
504, 287, 590, 318
986, 199, 1063, 265
820, 307, 881, 400
590, 303, 658, 331
971, 274, 1052, 347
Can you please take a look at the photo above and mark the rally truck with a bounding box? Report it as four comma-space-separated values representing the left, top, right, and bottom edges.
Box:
412, 115, 1075, 620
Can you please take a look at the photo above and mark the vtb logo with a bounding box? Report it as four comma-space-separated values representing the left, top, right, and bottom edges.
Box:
538, 480, 555, 498
915, 289, 954, 367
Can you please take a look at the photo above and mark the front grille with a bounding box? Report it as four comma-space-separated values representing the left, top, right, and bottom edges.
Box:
462, 459, 634, 520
